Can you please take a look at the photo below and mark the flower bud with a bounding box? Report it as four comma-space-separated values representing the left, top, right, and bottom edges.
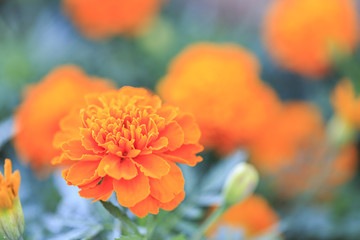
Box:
0, 197, 25, 240
327, 114, 356, 148
222, 162, 259, 207
0, 159, 24, 240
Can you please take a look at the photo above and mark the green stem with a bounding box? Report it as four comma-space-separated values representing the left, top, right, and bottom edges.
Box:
190, 204, 229, 240
100, 201, 141, 237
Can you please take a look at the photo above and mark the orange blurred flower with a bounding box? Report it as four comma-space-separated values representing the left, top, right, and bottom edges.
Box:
263, 0, 359, 78
63, 0, 164, 39
157, 42, 281, 154
207, 195, 279, 239
14, 65, 114, 176
249, 102, 324, 174
0, 159, 21, 209
53, 87, 203, 218
332, 79, 360, 128
249, 102, 357, 197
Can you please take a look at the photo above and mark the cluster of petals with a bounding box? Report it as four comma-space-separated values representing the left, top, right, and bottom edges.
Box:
157, 42, 281, 154
207, 195, 279, 239
14, 65, 113, 176
332, 79, 360, 128
263, 0, 359, 78
63, 0, 163, 39
0, 159, 21, 209
53, 87, 203, 217
249, 102, 358, 197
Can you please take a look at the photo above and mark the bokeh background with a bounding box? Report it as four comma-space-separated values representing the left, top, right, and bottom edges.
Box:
1, 0, 360, 239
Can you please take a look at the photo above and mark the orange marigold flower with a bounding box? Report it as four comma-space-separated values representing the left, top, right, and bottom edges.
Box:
263, 0, 359, 78
63, 0, 164, 39
249, 102, 324, 174
207, 195, 279, 239
52, 86, 203, 218
157, 42, 281, 154
0, 159, 21, 209
249, 102, 358, 198
332, 79, 360, 128
14, 65, 114, 176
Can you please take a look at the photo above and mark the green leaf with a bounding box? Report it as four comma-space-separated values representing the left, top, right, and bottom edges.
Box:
115, 236, 139, 240
171, 234, 187, 240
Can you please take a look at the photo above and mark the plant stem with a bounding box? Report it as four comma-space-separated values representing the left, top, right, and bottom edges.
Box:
190, 204, 228, 240
100, 201, 141, 237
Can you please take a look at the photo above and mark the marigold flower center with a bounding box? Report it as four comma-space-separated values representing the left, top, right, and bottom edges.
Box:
81, 94, 166, 159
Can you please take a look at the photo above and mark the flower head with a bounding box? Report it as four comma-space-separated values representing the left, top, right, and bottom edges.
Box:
63, 0, 164, 39
263, 0, 359, 78
0, 159, 24, 240
223, 162, 259, 207
53, 87, 203, 217
207, 195, 279, 239
157, 42, 280, 154
14, 65, 113, 176
0, 159, 20, 209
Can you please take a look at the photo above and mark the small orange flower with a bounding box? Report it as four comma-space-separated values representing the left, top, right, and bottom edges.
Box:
332, 79, 360, 128
263, 0, 359, 78
0, 159, 21, 209
63, 0, 164, 39
207, 195, 279, 239
14, 65, 113, 176
157, 42, 281, 154
53, 87, 203, 217
249, 102, 358, 197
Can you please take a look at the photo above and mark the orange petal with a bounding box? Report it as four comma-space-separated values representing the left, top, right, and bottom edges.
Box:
113, 172, 150, 207
59, 109, 82, 131
80, 128, 105, 153
148, 137, 168, 151
65, 161, 99, 185
97, 155, 137, 180
62, 140, 101, 161
158, 122, 184, 151
176, 113, 201, 144
159, 190, 185, 211
133, 154, 170, 179
159, 144, 204, 166
79, 176, 114, 202
150, 161, 184, 202
157, 105, 178, 123
129, 195, 160, 218
53, 131, 77, 149
4, 159, 12, 182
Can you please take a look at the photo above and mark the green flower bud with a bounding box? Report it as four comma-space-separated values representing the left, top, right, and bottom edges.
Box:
327, 114, 356, 148
0, 197, 24, 240
222, 162, 259, 207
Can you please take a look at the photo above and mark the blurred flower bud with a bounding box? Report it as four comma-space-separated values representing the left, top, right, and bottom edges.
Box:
327, 114, 356, 148
222, 162, 259, 207
0, 197, 25, 240
0, 159, 24, 240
